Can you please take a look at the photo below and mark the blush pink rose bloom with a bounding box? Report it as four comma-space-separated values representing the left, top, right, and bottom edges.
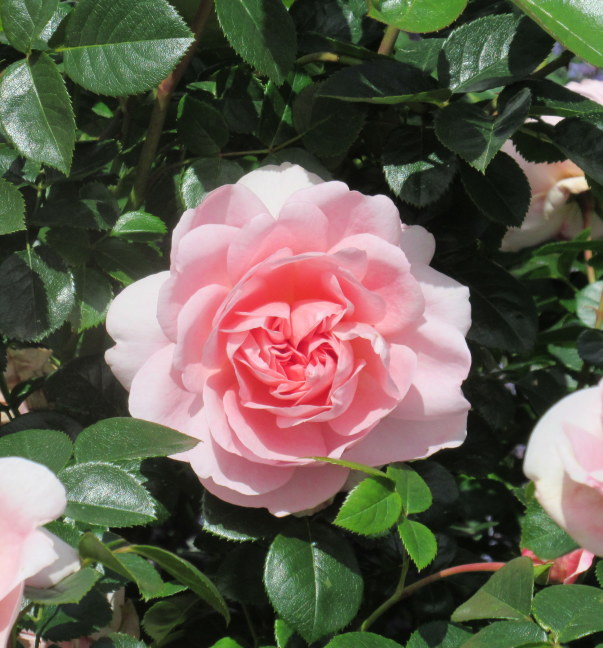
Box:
105, 163, 471, 515
524, 379, 603, 556
521, 547, 594, 584
501, 79, 603, 252
0, 457, 79, 647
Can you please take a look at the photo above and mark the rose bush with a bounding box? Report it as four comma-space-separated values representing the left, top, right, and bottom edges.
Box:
106, 163, 472, 515
0, 457, 79, 646
501, 79, 603, 251
524, 379, 603, 556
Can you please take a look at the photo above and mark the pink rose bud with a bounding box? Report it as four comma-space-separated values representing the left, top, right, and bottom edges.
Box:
105, 163, 472, 516
524, 379, 603, 556
521, 547, 594, 584
0, 458, 79, 647
501, 79, 603, 251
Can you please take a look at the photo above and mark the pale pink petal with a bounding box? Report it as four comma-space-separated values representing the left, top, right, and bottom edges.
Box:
25, 530, 79, 589
0, 583, 23, 648
566, 79, 603, 105
399, 225, 436, 265
105, 272, 170, 390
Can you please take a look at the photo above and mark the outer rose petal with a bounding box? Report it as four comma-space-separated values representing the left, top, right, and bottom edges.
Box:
0, 583, 23, 648
25, 530, 79, 589
105, 272, 171, 390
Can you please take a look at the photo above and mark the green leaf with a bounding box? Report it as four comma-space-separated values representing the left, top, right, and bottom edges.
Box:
407, 622, 472, 648
1, 0, 58, 52
74, 417, 198, 463
129, 544, 230, 622
78, 533, 164, 599
386, 463, 432, 514
311, 456, 386, 478
325, 632, 402, 648
394, 36, 444, 74
460, 152, 530, 226
94, 239, 160, 286
553, 114, 603, 186
531, 584, 603, 643
397, 519, 437, 570
0, 429, 72, 473
142, 594, 199, 643
459, 620, 547, 648
318, 59, 449, 105
509, 0, 603, 67
383, 126, 457, 207
179, 158, 244, 210
0, 177, 26, 235
439, 14, 552, 93
452, 557, 534, 622
210, 640, 244, 648
178, 97, 230, 157
214, 0, 297, 85
274, 618, 305, 648
25, 567, 100, 604
334, 476, 402, 535
62, 0, 193, 96
60, 461, 157, 527
367, 0, 467, 33
0, 247, 75, 342
576, 281, 603, 328
453, 257, 538, 353
577, 329, 603, 369
435, 89, 531, 172
521, 498, 579, 560
111, 211, 167, 242
70, 266, 113, 332
94, 634, 148, 648
0, 52, 74, 173
264, 524, 364, 643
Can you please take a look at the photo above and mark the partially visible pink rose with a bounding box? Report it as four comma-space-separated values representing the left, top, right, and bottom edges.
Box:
501, 79, 603, 252
0, 457, 79, 647
524, 379, 603, 556
106, 163, 472, 516
521, 547, 594, 584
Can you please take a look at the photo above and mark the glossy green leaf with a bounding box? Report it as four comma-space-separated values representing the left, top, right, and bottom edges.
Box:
367, 0, 467, 33
94, 239, 160, 286
59, 461, 157, 527
397, 519, 437, 570
509, 0, 603, 67
311, 456, 386, 478
325, 632, 402, 648
394, 36, 444, 73
274, 618, 305, 648
1, 0, 58, 52
178, 97, 230, 157
334, 476, 402, 535
129, 544, 230, 622
452, 557, 533, 622
318, 59, 449, 105
459, 620, 547, 648
25, 567, 100, 604
62, 0, 193, 96
0, 247, 75, 342
460, 152, 530, 226
70, 266, 113, 331
554, 114, 603, 186
210, 640, 244, 648
0, 177, 26, 235
0, 429, 72, 473
74, 417, 198, 463
179, 158, 244, 210
264, 525, 364, 643
215, 0, 297, 85
111, 211, 167, 242
439, 14, 552, 93
94, 634, 148, 648
387, 463, 432, 514
532, 584, 603, 643
576, 281, 603, 328
521, 498, 579, 560
142, 594, 199, 643
0, 53, 74, 173
383, 126, 457, 207
436, 89, 531, 172
577, 329, 603, 369
407, 621, 472, 648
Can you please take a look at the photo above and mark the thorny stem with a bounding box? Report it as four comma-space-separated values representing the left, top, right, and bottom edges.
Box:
378, 25, 400, 56
128, 0, 214, 209
530, 49, 574, 80
360, 561, 506, 631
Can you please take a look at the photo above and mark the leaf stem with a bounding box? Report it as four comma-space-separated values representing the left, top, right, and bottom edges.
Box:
360, 560, 505, 631
128, 0, 214, 209
530, 49, 574, 80
377, 25, 400, 56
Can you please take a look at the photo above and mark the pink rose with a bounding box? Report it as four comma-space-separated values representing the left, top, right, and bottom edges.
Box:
0, 457, 79, 646
524, 379, 603, 556
501, 79, 603, 252
106, 163, 471, 515
521, 548, 594, 584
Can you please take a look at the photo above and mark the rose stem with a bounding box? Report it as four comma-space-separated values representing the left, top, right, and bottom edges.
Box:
530, 50, 574, 80
360, 561, 506, 631
128, 0, 214, 210
378, 25, 400, 56
578, 193, 597, 284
